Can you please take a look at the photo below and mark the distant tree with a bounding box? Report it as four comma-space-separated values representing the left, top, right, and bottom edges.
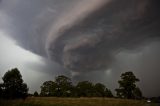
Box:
133, 87, 142, 99
0, 83, 3, 98
34, 91, 39, 97
40, 81, 56, 96
76, 81, 94, 97
55, 75, 73, 97
69, 86, 78, 97
2, 68, 28, 99
115, 71, 142, 99
105, 88, 113, 97
94, 83, 106, 97
38, 75, 115, 98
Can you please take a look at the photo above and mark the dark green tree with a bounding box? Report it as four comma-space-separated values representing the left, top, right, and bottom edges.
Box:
115, 71, 142, 99
94, 83, 106, 97
105, 88, 113, 97
133, 87, 142, 99
34, 91, 39, 97
2, 68, 28, 99
40, 81, 56, 96
76, 81, 94, 97
55, 75, 73, 97
0, 83, 3, 98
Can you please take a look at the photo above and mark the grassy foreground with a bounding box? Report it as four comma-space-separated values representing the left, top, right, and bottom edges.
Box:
0, 97, 158, 106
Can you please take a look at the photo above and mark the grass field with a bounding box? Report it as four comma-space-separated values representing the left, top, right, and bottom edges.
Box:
0, 97, 158, 106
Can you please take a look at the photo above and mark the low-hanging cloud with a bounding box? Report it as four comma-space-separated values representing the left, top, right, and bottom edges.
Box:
1, 0, 160, 72
47, 0, 160, 72
1, 0, 160, 97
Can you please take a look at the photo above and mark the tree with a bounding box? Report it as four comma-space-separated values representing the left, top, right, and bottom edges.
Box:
105, 88, 113, 97
2, 68, 28, 99
55, 75, 73, 97
115, 71, 142, 99
94, 83, 106, 97
0, 83, 3, 98
76, 81, 95, 97
40, 81, 56, 96
133, 87, 142, 99
34, 91, 39, 97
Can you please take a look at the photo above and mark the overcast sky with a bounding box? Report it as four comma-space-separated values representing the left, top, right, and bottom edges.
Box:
0, 0, 160, 97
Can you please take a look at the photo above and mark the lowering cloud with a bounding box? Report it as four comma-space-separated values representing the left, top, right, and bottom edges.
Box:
47, 0, 160, 72
1, 0, 160, 72
0, 0, 160, 97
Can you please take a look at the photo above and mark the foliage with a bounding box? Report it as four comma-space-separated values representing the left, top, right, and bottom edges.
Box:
34, 91, 39, 97
0, 83, 3, 98
133, 87, 142, 99
40, 81, 56, 96
40, 75, 114, 97
115, 71, 142, 99
55, 75, 73, 97
105, 88, 113, 97
94, 83, 106, 97
0, 68, 145, 100
76, 81, 95, 97
1, 68, 28, 99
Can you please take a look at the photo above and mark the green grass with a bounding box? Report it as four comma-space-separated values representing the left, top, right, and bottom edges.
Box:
0, 97, 158, 106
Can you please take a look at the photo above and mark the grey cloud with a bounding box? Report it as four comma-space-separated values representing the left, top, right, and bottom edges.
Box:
1, 0, 160, 97
24, 58, 71, 76
112, 42, 160, 97
47, 0, 160, 72
1, 0, 160, 72
1, 0, 76, 56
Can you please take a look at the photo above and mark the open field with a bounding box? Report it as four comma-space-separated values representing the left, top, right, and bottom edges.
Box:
0, 97, 159, 106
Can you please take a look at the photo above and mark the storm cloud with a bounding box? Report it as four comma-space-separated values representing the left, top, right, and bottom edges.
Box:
47, 0, 160, 72
0, 0, 160, 97
1, 0, 160, 72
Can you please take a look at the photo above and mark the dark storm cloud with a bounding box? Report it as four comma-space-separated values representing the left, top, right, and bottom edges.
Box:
1, 0, 160, 97
0, 0, 76, 56
1, 0, 160, 73
47, 0, 160, 72
1, 0, 160, 72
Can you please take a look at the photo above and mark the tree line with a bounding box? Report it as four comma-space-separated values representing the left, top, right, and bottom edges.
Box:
0, 68, 142, 100
39, 75, 113, 97
39, 71, 142, 99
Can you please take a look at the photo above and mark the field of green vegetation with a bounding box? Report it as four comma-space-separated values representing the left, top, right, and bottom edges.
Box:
0, 97, 158, 106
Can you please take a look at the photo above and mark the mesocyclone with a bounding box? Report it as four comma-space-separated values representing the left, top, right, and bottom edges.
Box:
46, 0, 160, 72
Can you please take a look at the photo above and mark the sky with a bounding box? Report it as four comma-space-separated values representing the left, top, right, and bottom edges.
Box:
0, 0, 160, 97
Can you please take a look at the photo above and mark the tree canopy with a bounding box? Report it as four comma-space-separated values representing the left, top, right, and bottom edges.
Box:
55, 75, 73, 97
76, 81, 95, 97
0, 67, 143, 99
94, 83, 106, 97
115, 71, 142, 99
1, 68, 28, 99
40, 76, 113, 97
40, 81, 56, 96
34, 91, 39, 97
